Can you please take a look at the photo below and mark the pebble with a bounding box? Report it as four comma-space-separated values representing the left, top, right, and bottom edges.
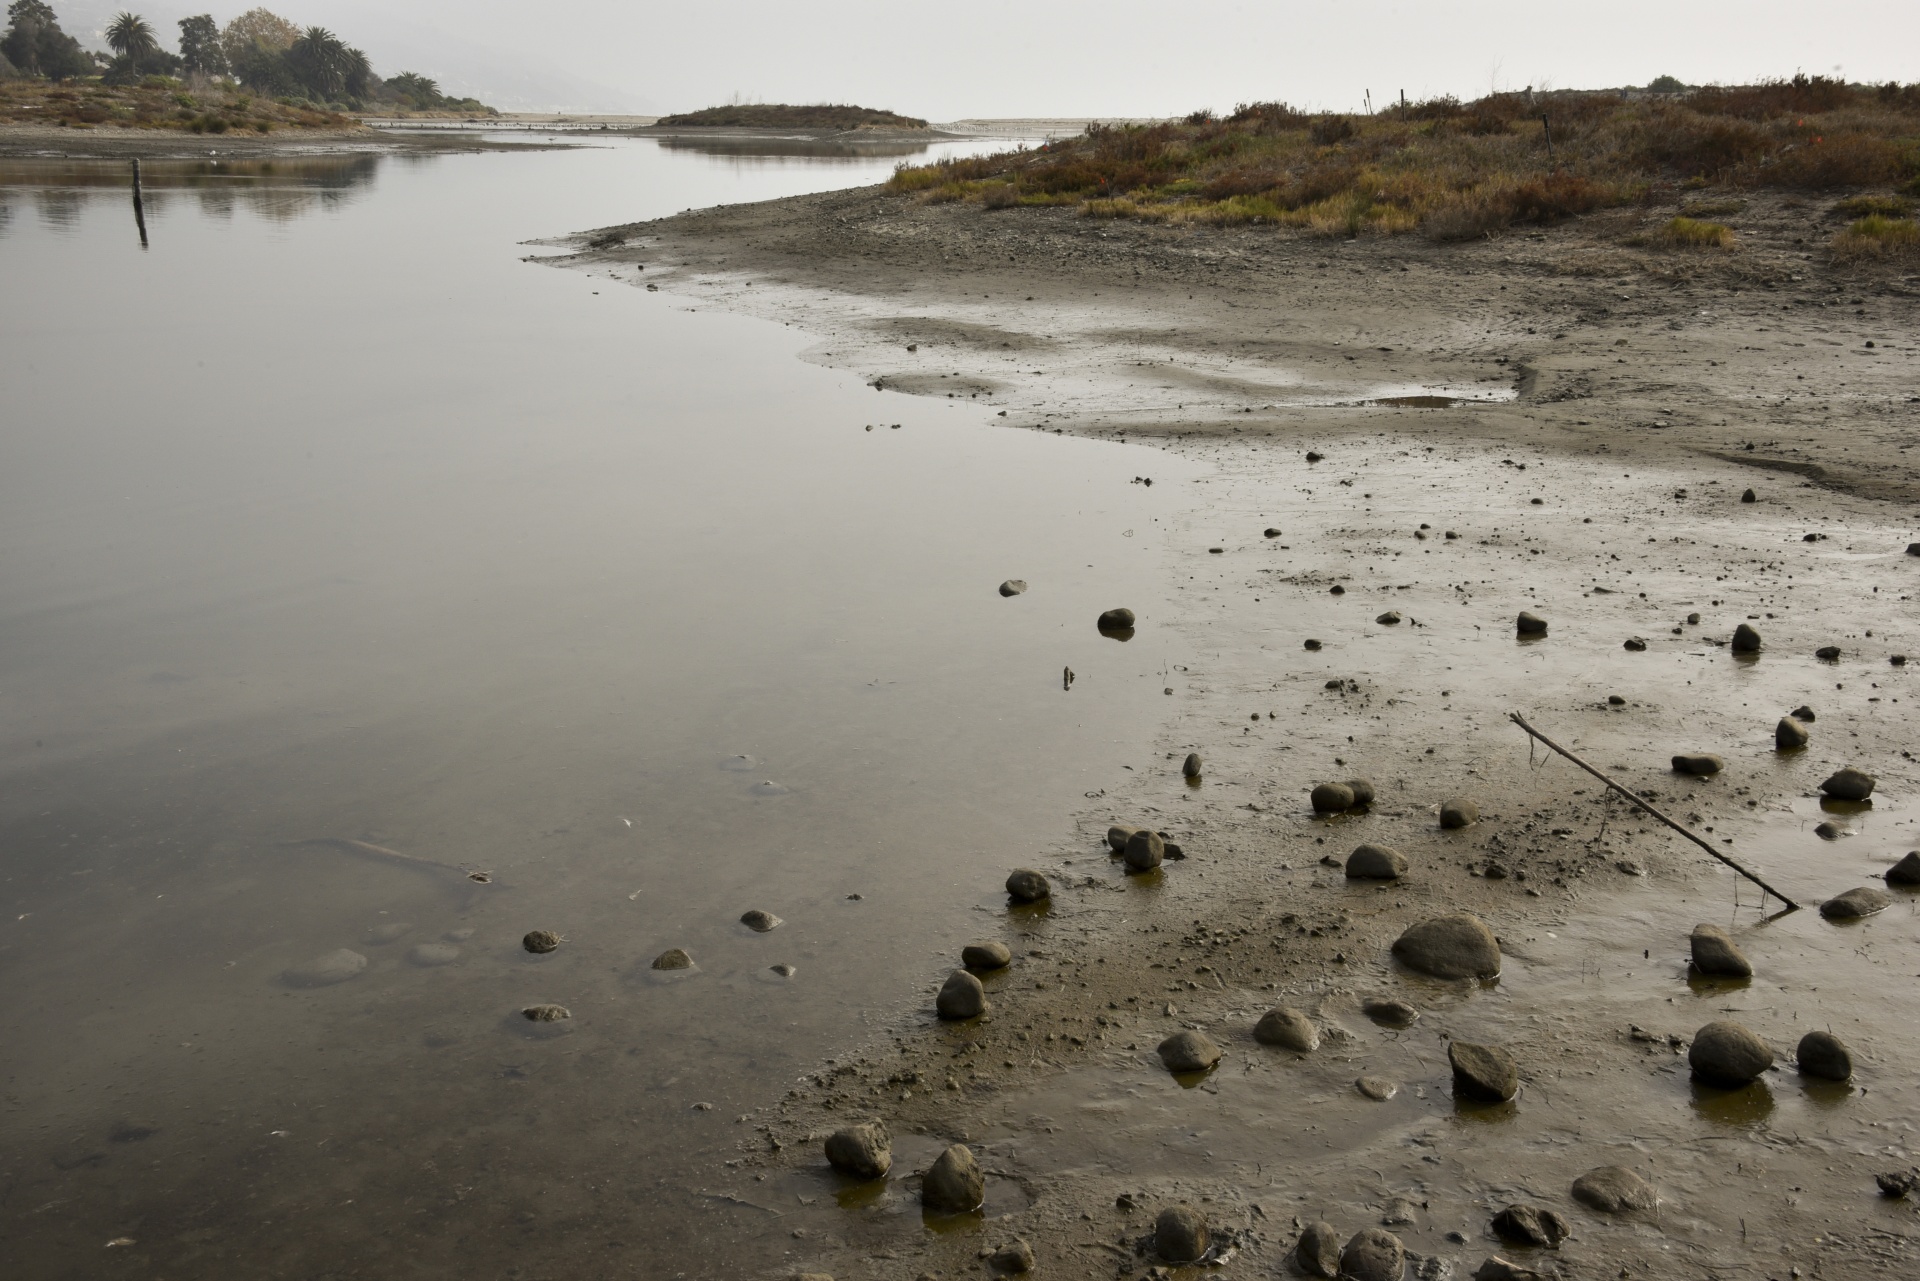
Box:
962, 941, 1013, 969
651, 947, 695, 970
1097, 607, 1136, 631
1253, 1007, 1319, 1052
1181, 753, 1202, 779
1339, 1228, 1406, 1281
1796, 1030, 1853, 1081
1157, 1029, 1222, 1073
1814, 821, 1844, 840
824, 1122, 891, 1180
365, 922, 412, 945
1310, 782, 1356, 813
1884, 850, 1920, 885
1295, 1221, 1341, 1278
937, 970, 988, 1020
1355, 1075, 1398, 1100
1439, 799, 1479, 829
740, 910, 782, 932
1473, 1258, 1544, 1281
998, 579, 1028, 597
1775, 717, 1810, 749
1264, 527, 1282, 537
1346, 777, 1376, 807
1363, 998, 1420, 1027
523, 930, 560, 954
988, 1239, 1035, 1274
1689, 924, 1753, 978
1623, 636, 1647, 651
1376, 610, 1402, 625
1392, 913, 1502, 979
1816, 644, 1842, 661
1154, 1205, 1210, 1263
1123, 829, 1165, 872
771, 963, 796, 977
1670, 753, 1724, 777
1821, 886, 1893, 919
1491, 1204, 1570, 1247
521, 1004, 570, 1022
1005, 868, 1051, 902
1688, 1020, 1774, 1086
1449, 1041, 1520, 1102
407, 943, 461, 967
1515, 611, 1547, 636
1732, 622, 1762, 653
1820, 767, 1876, 802
1346, 843, 1408, 880
1304, 638, 1322, 650
921, 1143, 984, 1212
283, 948, 367, 987
1570, 1165, 1656, 1214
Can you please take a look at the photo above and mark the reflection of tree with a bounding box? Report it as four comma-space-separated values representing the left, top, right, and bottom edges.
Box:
0, 154, 389, 233
33, 186, 84, 230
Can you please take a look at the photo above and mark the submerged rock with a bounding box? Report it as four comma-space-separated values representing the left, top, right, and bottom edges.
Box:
1885, 851, 1920, 886
1154, 1205, 1210, 1264
1775, 717, 1810, 749
1310, 782, 1356, 813
284, 948, 367, 987
1822, 886, 1893, 919
1797, 1030, 1853, 1081
1492, 1204, 1570, 1247
1340, 1228, 1406, 1281
1570, 1165, 1656, 1214
651, 947, 694, 970
739, 909, 782, 932
1004, 868, 1051, 902
1123, 829, 1165, 872
1671, 753, 1725, 776
824, 1122, 891, 1180
1450, 1041, 1520, 1102
1392, 913, 1502, 979
407, 942, 461, 967
522, 930, 561, 954
1515, 611, 1548, 636
921, 1143, 984, 1212
962, 941, 1012, 970
1181, 752, 1203, 778
1689, 1020, 1774, 1086
997, 579, 1027, 597
1157, 1030, 1222, 1073
1821, 767, 1876, 802
1689, 924, 1753, 978
1347, 843, 1408, 879
1253, 1007, 1318, 1052
936, 970, 988, 1020
1097, 607, 1136, 631
1295, 1221, 1341, 1278
1732, 623, 1762, 653
1363, 997, 1420, 1027
1439, 798, 1480, 829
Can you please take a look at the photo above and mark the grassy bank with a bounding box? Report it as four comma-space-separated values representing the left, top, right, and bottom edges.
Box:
0, 77, 355, 133
657, 103, 927, 129
889, 77, 1920, 245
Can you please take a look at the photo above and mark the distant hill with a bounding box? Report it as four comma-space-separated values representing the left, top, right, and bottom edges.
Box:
655, 103, 927, 129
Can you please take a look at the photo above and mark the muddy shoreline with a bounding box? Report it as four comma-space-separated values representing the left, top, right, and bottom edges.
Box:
0, 123, 576, 158
557, 189, 1920, 1280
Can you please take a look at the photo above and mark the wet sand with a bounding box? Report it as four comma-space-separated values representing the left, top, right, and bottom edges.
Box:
552, 186, 1920, 1278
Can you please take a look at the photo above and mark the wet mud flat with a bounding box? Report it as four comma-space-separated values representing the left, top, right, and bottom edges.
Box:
550, 187, 1920, 1279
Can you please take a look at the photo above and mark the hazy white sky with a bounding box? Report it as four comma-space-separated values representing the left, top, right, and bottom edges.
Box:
55, 1, 1920, 116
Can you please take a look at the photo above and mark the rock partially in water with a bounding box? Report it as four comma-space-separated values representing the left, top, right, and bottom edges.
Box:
1295, 1221, 1341, 1278
407, 943, 461, 967
1814, 820, 1844, 840
1347, 843, 1408, 880
1107, 824, 1143, 851
1097, 607, 1136, 631
1689, 1020, 1774, 1086
824, 1122, 891, 1180
1157, 1030, 1222, 1073
1449, 1041, 1520, 1102
1154, 1205, 1210, 1264
1363, 998, 1420, 1027
1253, 1007, 1318, 1052
1005, 868, 1051, 902
1376, 610, 1402, 625
365, 921, 412, 945
523, 930, 560, 954
1439, 798, 1480, 829
1123, 829, 1165, 872
988, 1239, 1035, 1274
739, 909, 782, 932
1821, 886, 1893, 920
1571, 1165, 1656, 1214
1775, 717, 1810, 749
1792, 704, 1817, 722
1340, 1228, 1406, 1281
651, 947, 695, 970
284, 948, 367, 987
962, 941, 1012, 970
936, 970, 988, 1020
1474, 1258, 1545, 1281
1355, 1075, 1398, 1101
921, 1143, 984, 1212
1491, 1204, 1570, 1247
1885, 851, 1920, 886
521, 1003, 570, 1022
1515, 611, 1548, 636
1690, 924, 1753, 978
1346, 777, 1376, 807
1310, 781, 1356, 813
1797, 1030, 1853, 1081
997, 579, 1027, 597
1392, 913, 1502, 979
1671, 753, 1724, 776
1820, 767, 1876, 802
1732, 623, 1762, 653
1181, 752, 1203, 778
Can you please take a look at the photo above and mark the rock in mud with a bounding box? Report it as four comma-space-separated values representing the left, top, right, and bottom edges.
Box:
407, 942, 461, 967
1376, 610, 1402, 625
1474, 1258, 1545, 1281
1181, 752, 1203, 778
1815, 821, 1844, 840
1347, 843, 1408, 880
651, 947, 695, 970
988, 1239, 1035, 1274
1690, 924, 1753, 977
1816, 644, 1842, 661
1393, 913, 1501, 979
1879, 1169, 1920, 1198
1492, 1204, 1570, 1247
1123, 828, 1165, 872
1439, 799, 1479, 829
1340, 1228, 1406, 1281
1515, 611, 1548, 636
962, 941, 1012, 970
1295, 1221, 1341, 1278
1355, 1075, 1398, 1100
1107, 823, 1144, 851
365, 921, 412, 945
1732, 623, 1762, 653
1623, 636, 1647, 651
824, 1122, 891, 1180
1822, 886, 1893, 919
1820, 768, 1876, 802
936, 970, 988, 1020
1776, 717, 1810, 749
1346, 777, 1376, 807
1154, 1205, 1210, 1264
1097, 607, 1135, 631
1797, 1030, 1853, 1081
521, 1003, 570, 1022
1450, 1041, 1520, 1102
1671, 753, 1724, 776
1792, 704, 1816, 721
1304, 638, 1323, 650
770, 963, 796, 977
1363, 997, 1420, 1027
1885, 851, 1920, 886
1253, 1007, 1319, 1052
1910, 543, 1920, 557
1311, 782, 1356, 813
523, 930, 560, 954
283, 948, 367, 987
740, 910, 782, 932
1157, 1029, 1222, 1073
1570, 1165, 1656, 1214
1742, 488, 1757, 502
997, 579, 1027, 597
1689, 1020, 1774, 1086
1264, 527, 1282, 537
921, 1143, 984, 1212
1004, 868, 1050, 902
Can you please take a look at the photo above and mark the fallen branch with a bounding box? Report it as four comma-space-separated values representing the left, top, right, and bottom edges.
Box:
1508, 712, 1799, 912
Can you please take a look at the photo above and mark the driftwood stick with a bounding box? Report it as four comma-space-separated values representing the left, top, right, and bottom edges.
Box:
1508, 712, 1799, 911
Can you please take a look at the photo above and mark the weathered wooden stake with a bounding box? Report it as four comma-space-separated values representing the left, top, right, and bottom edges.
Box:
1541, 114, 1554, 162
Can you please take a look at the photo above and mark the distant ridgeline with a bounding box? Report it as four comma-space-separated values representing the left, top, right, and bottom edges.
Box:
656, 103, 929, 129
0, 3, 491, 118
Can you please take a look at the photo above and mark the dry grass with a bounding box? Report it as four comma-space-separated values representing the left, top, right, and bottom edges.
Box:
1656, 216, 1736, 248
1834, 213, 1920, 258
889, 75, 1920, 240
0, 77, 351, 132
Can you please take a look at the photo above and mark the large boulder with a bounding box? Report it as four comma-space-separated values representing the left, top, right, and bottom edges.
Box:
1688, 1021, 1773, 1087
936, 970, 988, 1020
1821, 768, 1876, 802
1797, 1030, 1853, 1081
1004, 868, 1050, 902
1392, 914, 1502, 979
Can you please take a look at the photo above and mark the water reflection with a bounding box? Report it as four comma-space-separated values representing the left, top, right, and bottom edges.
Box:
0, 154, 384, 232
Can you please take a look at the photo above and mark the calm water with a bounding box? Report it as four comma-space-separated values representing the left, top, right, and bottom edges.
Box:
0, 135, 1200, 1276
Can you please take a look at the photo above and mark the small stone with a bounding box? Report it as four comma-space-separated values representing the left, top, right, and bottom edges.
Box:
824, 1122, 891, 1180
651, 947, 694, 970
1623, 636, 1647, 651
1157, 1029, 1222, 1073
921, 1143, 984, 1212
1355, 1075, 1398, 1100
1570, 1165, 1656, 1214
1097, 607, 1136, 631
1107, 824, 1144, 851
1123, 829, 1165, 872
1688, 612, 1701, 624
1264, 527, 1282, 537
284, 948, 367, 987
1474, 1258, 1545, 1281
1253, 1007, 1318, 1052
1884, 851, 1920, 886
988, 1239, 1035, 1274
1347, 844, 1408, 880
1878, 1169, 1920, 1197
1295, 1221, 1341, 1278
1796, 1030, 1853, 1081
1689, 924, 1753, 978
1339, 1227, 1406, 1281
1154, 1205, 1210, 1263
1607, 694, 1625, 705
740, 910, 782, 932
1362, 998, 1419, 1027
770, 963, 796, 977
1311, 782, 1356, 813
1814, 820, 1844, 840
1376, 610, 1402, 625
997, 579, 1027, 597
521, 1003, 570, 1022
1330, 584, 1345, 594
1820, 767, 1876, 802
1741, 488, 1756, 503
1910, 543, 1920, 557
962, 941, 1012, 969
523, 930, 560, 954
936, 970, 988, 1020
1181, 752, 1202, 778
1491, 1204, 1570, 1247
1894, 655, 1909, 666
1821, 886, 1892, 919
1816, 644, 1842, 661
1346, 777, 1377, 807
1671, 753, 1724, 777
1775, 717, 1810, 749
1689, 1020, 1774, 1086
1304, 638, 1323, 650
1732, 622, 1762, 653
1449, 1041, 1520, 1102
407, 943, 461, 967
1439, 799, 1479, 829
1791, 704, 1816, 721
1392, 913, 1502, 979
1005, 868, 1051, 902
1515, 611, 1547, 636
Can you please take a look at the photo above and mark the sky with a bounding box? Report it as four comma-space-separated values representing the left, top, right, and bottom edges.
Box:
49, 1, 1920, 117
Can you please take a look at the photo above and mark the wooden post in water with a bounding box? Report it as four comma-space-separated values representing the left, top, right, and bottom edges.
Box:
130, 158, 148, 248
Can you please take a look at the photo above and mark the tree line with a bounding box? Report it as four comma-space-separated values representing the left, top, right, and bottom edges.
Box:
0, 3, 485, 112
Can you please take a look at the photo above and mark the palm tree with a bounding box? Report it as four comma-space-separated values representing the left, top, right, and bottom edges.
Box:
105, 11, 158, 60
290, 25, 351, 100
